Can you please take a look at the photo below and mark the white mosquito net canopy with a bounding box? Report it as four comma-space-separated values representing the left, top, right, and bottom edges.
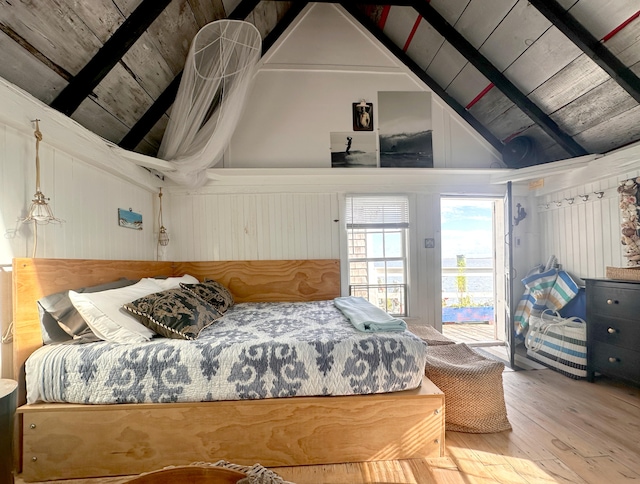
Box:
157, 20, 261, 186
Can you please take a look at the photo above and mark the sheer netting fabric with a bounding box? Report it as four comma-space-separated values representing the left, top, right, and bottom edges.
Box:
158, 20, 261, 186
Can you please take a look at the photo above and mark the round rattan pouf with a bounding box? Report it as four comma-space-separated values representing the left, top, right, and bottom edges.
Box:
124, 461, 293, 484
125, 466, 246, 484
424, 343, 512, 433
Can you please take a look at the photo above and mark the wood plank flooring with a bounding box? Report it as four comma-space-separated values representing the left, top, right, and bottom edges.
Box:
14, 369, 640, 484
441, 322, 497, 343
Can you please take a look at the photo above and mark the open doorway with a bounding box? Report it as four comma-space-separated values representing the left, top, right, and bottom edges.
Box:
440, 197, 505, 348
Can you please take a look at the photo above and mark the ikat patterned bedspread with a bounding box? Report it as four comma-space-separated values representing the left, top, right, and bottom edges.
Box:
26, 300, 428, 404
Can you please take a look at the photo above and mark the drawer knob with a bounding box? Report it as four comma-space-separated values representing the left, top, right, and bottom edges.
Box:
608, 357, 619, 363
606, 299, 618, 305
607, 327, 618, 334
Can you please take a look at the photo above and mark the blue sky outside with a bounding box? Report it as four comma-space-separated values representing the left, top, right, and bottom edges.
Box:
441, 199, 494, 262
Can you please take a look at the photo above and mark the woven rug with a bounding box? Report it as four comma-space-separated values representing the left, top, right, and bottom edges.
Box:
126, 460, 295, 484
425, 343, 512, 433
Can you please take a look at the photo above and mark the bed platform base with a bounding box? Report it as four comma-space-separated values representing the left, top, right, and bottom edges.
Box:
13, 258, 445, 481
18, 376, 444, 481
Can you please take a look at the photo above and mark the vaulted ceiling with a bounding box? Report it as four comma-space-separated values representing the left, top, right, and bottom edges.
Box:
1, 0, 639, 168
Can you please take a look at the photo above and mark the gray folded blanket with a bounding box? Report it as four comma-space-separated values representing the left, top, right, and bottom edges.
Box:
334, 296, 407, 332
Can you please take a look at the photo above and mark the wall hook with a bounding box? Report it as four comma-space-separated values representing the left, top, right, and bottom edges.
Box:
514, 203, 527, 226
565, 197, 575, 205
579, 194, 589, 201
555, 201, 562, 207
594, 191, 605, 199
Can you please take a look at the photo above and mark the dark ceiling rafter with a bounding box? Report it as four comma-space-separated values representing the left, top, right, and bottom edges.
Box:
118, 0, 296, 152
341, 3, 504, 153
529, 0, 640, 104
50, 0, 172, 116
228, 0, 262, 21
410, 0, 589, 157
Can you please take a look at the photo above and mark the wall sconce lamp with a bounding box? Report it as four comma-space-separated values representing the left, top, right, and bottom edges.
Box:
158, 188, 169, 247
514, 203, 527, 226
22, 120, 63, 225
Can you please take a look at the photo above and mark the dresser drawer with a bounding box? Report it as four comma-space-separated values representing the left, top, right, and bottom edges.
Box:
587, 283, 640, 319
590, 342, 640, 384
589, 317, 640, 351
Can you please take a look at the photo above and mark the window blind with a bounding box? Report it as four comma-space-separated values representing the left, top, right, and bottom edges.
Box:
346, 196, 409, 229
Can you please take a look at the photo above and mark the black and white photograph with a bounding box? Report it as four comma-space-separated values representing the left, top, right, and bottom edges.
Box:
330, 132, 377, 168
378, 91, 433, 168
352, 101, 373, 131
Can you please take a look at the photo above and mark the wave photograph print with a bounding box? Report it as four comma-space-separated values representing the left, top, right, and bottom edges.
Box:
378, 91, 433, 168
330, 132, 377, 168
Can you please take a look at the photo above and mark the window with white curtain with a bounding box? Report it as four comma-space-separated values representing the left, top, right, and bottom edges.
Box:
346, 195, 409, 316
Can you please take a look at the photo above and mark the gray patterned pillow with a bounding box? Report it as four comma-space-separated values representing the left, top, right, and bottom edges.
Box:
37, 278, 138, 344
123, 288, 222, 340
180, 280, 234, 314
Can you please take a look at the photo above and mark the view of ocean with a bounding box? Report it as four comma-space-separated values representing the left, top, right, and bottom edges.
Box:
442, 256, 494, 306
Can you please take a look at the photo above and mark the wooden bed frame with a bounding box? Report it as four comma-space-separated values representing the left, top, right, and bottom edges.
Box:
13, 257, 445, 482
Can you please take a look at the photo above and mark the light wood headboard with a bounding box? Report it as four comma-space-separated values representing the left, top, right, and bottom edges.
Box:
13, 257, 340, 405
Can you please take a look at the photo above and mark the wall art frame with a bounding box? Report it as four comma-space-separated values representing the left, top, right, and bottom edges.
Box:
118, 208, 143, 230
352, 101, 373, 131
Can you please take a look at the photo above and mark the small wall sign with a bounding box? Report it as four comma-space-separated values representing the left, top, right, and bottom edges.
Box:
118, 208, 143, 230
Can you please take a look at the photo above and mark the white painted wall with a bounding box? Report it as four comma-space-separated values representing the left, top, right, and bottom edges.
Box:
536, 168, 640, 282
228, 3, 503, 170
0, 122, 158, 264
0, 81, 163, 378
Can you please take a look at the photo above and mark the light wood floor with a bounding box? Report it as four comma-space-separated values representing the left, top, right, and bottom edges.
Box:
14, 368, 640, 484
441, 322, 497, 343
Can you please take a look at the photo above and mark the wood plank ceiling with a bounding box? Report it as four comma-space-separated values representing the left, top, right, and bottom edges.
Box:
0, 0, 639, 168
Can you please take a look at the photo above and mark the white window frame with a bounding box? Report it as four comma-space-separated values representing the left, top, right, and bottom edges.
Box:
343, 195, 410, 316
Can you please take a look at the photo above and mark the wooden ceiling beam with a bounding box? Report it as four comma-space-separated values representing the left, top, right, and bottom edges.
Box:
410, 0, 589, 157
50, 0, 172, 116
228, 0, 261, 20
340, 3, 504, 153
529, 0, 640, 104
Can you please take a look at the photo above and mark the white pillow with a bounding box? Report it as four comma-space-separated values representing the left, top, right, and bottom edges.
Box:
69, 278, 164, 344
146, 274, 199, 290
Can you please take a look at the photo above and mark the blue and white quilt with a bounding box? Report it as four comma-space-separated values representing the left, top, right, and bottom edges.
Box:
26, 300, 427, 404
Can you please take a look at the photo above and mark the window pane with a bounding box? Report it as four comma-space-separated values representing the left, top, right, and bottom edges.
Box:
384, 231, 403, 257
385, 260, 405, 284
367, 232, 384, 258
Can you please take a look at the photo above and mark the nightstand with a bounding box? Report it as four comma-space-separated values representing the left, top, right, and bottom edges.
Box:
585, 279, 640, 385
1, 379, 18, 483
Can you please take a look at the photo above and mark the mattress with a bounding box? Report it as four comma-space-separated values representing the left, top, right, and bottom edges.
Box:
26, 300, 428, 404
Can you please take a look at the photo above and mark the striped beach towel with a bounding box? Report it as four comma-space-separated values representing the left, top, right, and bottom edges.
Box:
514, 268, 579, 335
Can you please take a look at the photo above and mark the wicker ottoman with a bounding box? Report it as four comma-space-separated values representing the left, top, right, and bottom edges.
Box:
408, 323, 456, 345
424, 343, 511, 433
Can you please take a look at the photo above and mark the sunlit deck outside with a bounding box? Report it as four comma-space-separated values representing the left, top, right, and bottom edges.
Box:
442, 321, 496, 343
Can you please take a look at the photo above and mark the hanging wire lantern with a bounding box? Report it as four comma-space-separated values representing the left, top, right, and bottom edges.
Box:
22, 119, 64, 224
158, 188, 169, 247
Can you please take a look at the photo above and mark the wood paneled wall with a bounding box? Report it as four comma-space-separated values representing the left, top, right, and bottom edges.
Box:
537, 168, 640, 280
0, 123, 156, 264
168, 192, 341, 261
